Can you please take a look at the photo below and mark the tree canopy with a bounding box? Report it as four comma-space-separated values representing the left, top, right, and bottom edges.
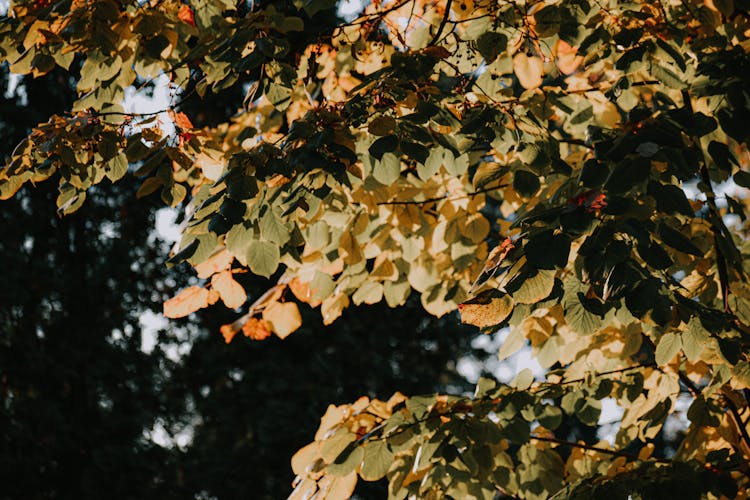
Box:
2, 0, 750, 497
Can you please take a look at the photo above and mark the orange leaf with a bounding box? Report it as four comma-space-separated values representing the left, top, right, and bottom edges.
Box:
164, 286, 210, 318
211, 270, 247, 309
177, 4, 196, 26
513, 53, 544, 89
555, 40, 583, 75
289, 277, 322, 307
220, 323, 240, 343
242, 318, 272, 340
242, 317, 273, 341
262, 301, 302, 339
194, 249, 234, 278
171, 111, 194, 130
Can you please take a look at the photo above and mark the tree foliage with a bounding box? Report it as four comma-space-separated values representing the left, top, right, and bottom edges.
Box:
3, 0, 750, 497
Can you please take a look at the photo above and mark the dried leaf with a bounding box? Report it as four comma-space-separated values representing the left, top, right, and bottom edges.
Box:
458, 291, 514, 328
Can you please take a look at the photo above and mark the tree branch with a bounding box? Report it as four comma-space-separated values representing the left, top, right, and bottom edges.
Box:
530, 435, 672, 463
681, 89, 733, 312
723, 394, 750, 456
376, 183, 507, 206
428, 0, 453, 46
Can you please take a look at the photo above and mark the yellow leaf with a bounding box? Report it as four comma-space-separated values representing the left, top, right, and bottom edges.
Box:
263, 301, 302, 339
321, 293, 349, 325
324, 472, 357, 499
211, 270, 247, 309
459, 291, 514, 328
163, 286, 210, 318
513, 53, 544, 89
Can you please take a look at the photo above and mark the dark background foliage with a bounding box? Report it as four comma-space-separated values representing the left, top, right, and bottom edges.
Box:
0, 63, 478, 499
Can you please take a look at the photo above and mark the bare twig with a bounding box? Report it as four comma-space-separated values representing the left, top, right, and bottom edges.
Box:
428, 0, 453, 46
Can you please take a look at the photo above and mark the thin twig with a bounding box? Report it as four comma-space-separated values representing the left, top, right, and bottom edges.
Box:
376, 183, 507, 206
428, 0, 453, 46
724, 395, 750, 455
530, 435, 672, 463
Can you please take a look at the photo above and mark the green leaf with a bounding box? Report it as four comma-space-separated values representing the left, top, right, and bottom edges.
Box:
513, 170, 540, 197
373, 152, 401, 185
708, 141, 738, 173
648, 181, 694, 216
512, 269, 556, 304
655, 331, 682, 365
605, 157, 650, 194
327, 444, 364, 476
687, 396, 720, 427
511, 368, 534, 390
682, 318, 709, 362
259, 208, 291, 245
476, 31, 508, 62
524, 231, 571, 269
369, 135, 399, 160
266, 82, 292, 110
360, 440, 393, 481
533, 4, 561, 38
537, 405, 563, 430
734, 170, 750, 189
320, 428, 356, 463
105, 152, 129, 182
657, 223, 702, 256
246, 240, 280, 277
563, 287, 602, 335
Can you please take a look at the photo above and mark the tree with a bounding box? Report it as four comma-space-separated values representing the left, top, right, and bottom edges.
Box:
2, 0, 750, 497
0, 66, 482, 499
0, 67, 184, 497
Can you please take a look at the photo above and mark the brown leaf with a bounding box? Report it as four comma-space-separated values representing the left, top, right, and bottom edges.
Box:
211, 270, 247, 309
458, 290, 514, 328
164, 286, 210, 318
